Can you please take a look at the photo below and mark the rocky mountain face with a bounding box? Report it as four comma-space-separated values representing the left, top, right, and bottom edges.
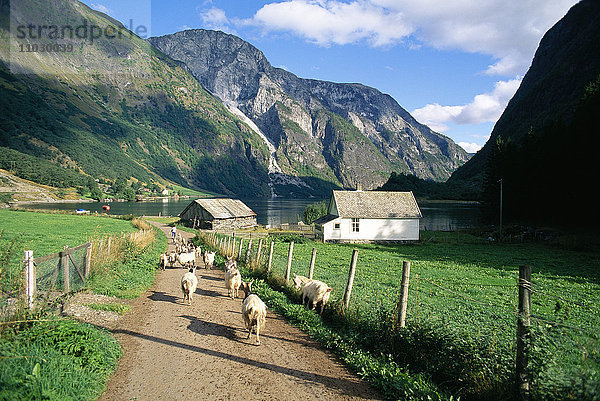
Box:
149, 30, 470, 195
449, 0, 600, 188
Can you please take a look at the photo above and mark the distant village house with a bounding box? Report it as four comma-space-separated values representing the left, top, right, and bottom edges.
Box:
179, 198, 257, 230
314, 190, 422, 243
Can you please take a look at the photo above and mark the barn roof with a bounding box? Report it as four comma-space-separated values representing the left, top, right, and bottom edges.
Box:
331, 190, 422, 219
181, 198, 256, 219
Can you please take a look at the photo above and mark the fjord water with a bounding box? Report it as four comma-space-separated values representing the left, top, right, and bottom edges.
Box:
21, 198, 480, 231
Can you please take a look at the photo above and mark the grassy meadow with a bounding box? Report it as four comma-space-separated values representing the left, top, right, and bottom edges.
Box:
0, 209, 165, 400
203, 230, 600, 400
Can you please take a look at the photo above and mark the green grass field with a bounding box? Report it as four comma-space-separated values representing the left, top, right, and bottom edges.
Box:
212, 231, 599, 400
0, 209, 138, 256
0, 210, 165, 400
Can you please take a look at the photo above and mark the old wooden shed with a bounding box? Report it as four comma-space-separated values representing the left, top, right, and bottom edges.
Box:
179, 198, 257, 230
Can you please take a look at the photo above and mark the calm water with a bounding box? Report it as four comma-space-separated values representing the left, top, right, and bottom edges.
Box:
20, 198, 481, 231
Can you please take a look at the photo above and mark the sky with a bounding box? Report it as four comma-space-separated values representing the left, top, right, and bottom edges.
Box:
82, 0, 579, 154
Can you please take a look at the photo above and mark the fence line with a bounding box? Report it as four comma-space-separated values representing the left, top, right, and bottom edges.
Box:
198, 231, 598, 400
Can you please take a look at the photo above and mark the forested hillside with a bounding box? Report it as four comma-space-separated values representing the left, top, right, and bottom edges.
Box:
0, 0, 271, 197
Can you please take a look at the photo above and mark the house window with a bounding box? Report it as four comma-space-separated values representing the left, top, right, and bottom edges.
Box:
334, 223, 340, 229
351, 218, 360, 232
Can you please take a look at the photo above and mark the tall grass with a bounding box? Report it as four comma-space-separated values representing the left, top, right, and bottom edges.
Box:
198, 230, 600, 401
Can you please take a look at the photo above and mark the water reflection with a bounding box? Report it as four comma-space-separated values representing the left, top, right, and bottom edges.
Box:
17, 198, 481, 231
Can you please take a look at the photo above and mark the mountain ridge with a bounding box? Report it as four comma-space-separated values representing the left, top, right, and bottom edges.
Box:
149, 29, 470, 194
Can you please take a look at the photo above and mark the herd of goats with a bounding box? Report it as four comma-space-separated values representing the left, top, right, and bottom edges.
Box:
157, 232, 333, 345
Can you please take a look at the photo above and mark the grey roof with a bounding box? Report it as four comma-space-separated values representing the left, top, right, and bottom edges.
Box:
331, 190, 422, 219
313, 214, 340, 225
186, 198, 256, 219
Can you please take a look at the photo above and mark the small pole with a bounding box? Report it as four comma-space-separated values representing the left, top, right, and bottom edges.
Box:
24, 251, 35, 309
398, 261, 411, 328
238, 238, 244, 260
309, 247, 317, 279
61, 246, 70, 293
499, 178, 503, 238
256, 238, 264, 267
84, 243, 92, 278
516, 265, 531, 400
267, 241, 274, 272
343, 249, 359, 309
285, 241, 294, 282
245, 239, 253, 263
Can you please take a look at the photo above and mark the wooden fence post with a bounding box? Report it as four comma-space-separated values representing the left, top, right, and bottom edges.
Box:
309, 247, 317, 279
343, 249, 359, 309
245, 239, 253, 263
238, 238, 244, 260
61, 245, 70, 293
285, 241, 294, 282
516, 265, 532, 400
24, 250, 35, 309
267, 241, 274, 272
256, 239, 264, 267
398, 261, 411, 328
84, 243, 92, 278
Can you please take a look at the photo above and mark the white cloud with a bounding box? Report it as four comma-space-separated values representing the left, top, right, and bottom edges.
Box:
91, 3, 113, 16
249, 1, 412, 46
458, 142, 483, 154
412, 77, 522, 130
242, 0, 577, 76
198, 6, 235, 32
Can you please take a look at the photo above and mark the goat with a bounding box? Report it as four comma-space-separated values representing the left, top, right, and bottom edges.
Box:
177, 251, 196, 269
168, 251, 178, 268
225, 267, 242, 299
292, 273, 312, 290
203, 251, 216, 269
159, 253, 167, 271
225, 256, 237, 271
240, 281, 267, 345
302, 280, 333, 315
181, 267, 198, 305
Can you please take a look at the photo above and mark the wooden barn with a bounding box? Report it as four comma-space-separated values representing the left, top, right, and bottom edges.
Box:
314, 190, 422, 243
179, 198, 257, 230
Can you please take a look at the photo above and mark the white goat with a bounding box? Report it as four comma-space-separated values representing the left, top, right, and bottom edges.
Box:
203, 251, 216, 269
241, 282, 267, 345
181, 267, 198, 305
225, 267, 242, 299
302, 280, 333, 315
224, 256, 237, 271
292, 273, 312, 290
168, 251, 178, 267
159, 253, 167, 271
194, 247, 202, 266
177, 251, 196, 269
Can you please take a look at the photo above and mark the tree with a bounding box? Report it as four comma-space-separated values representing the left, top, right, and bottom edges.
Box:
303, 200, 327, 224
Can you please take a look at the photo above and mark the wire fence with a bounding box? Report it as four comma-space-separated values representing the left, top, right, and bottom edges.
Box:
202, 231, 599, 399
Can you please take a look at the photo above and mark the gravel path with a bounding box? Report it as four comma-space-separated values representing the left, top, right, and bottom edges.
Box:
97, 222, 382, 401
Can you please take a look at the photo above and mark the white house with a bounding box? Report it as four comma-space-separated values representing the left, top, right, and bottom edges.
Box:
314, 190, 422, 243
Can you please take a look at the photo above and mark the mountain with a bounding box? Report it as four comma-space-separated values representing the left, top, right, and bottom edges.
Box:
447, 0, 600, 225
1, 0, 468, 200
0, 0, 272, 198
449, 0, 600, 189
148, 30, 470, 195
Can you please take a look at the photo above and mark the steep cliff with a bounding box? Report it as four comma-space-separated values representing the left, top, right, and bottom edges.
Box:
449, 0, 600, 188
149, 30, 470, 194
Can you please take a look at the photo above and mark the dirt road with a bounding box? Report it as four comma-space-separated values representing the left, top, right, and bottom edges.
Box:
98, 222, 382, 401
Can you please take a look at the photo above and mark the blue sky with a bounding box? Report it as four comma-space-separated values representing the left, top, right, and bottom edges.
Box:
82, 0, 578, 153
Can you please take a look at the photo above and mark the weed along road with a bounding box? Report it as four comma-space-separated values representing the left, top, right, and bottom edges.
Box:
99, 221, 382, 401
